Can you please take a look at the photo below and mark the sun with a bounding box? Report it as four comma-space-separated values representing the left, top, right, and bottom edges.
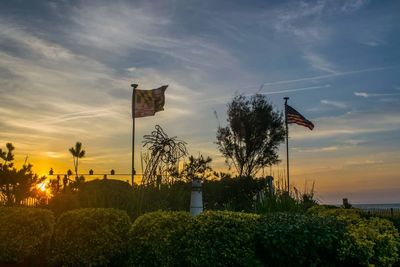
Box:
37, 181, 47, 192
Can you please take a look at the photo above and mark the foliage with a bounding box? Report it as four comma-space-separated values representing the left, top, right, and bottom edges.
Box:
256, 212, 345, 266
309, 205, 400, 266
78, 179, 137, 217
0, 207, 54, 264
47, 191, 80, 217
0, 143, 46, 205
203, 176, 268, 211
180, 154, 213, 182
51, 208, 131, 267
216, 94, 285, 176
255, 188, 317, 214
128, 211, 192, 267
69, 141, 86, 180
142, 125, 187, 185
184, 211, 261, 267
137, 181, 190, 217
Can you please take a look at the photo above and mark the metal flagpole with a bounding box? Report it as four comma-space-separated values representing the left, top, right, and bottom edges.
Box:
131, 83, 138, 187
284, 97, 290, 192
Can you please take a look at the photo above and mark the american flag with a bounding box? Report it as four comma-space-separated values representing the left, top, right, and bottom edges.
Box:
286, 105, 314, 130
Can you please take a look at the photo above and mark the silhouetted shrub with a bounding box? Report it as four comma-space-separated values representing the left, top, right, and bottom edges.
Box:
128, 211, 191, 266
256, 212, 345, 266
203, 176, 267, 211
184, 211, 261, 266
78, 179, 137, 218
0, 207, 54, 264
309, 205, 400, 266
48, 191, 80, 217
51, 208, 131, 267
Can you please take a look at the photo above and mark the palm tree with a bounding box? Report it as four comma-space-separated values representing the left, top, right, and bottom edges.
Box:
69, 142, 86, 179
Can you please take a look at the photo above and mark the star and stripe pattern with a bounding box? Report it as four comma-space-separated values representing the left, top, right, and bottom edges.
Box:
286, 104, 314, 130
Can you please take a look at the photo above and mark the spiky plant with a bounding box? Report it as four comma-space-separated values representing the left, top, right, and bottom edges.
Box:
69, 142, 86, 179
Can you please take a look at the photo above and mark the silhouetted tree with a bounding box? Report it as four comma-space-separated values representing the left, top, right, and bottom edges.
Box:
180, 155, 213, 181
69, 142, 86, 180
0, 143, 45, 205
142, 125, 187, 185
216, 94, 285, 177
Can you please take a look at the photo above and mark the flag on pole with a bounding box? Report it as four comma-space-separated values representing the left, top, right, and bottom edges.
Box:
133, 85, 168, 118
286, 105, 314, 130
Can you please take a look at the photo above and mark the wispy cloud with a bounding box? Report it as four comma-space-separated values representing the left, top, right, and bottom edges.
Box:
345, 159, 384, 166
320, 99, 347, 109
293, 145, 339, 153
262, 66, 393, 86
341, 0, 369, 13
354, 91, 400, 98
302, 51, 338, 74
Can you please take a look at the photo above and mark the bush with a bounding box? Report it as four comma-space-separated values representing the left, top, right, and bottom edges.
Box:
203, 176, 268, 211
128, 211, 192, 267
48, 191, 80, 217
184, 211, 261, 266
0, 207, 54, 264
51, 208, 131, 267
78, 179, 137, 218
256, 212, 345, 266
255, 190, 305, 213
310, 206, 400, 266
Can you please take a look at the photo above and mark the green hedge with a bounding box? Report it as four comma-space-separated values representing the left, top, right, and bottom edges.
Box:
256, 212, 345, 266
310, 205, 400, 266
128, 211, 191, 267
51, 208, 131, 267
184, 211, 261, 267
0, 207, 54, 264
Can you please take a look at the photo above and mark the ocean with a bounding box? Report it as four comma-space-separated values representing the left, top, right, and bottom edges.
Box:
352, 203, 400, 210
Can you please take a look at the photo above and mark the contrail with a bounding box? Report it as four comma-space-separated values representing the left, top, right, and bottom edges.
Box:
260, 66, 395, 87
246, 84, 331, 96
196, 84, 331, 104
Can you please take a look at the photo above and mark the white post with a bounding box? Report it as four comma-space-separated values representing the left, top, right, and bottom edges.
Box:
190, 178, 203, 216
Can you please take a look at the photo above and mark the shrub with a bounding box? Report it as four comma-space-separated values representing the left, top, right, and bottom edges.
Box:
310, 206, 400, 266
184, 211, 261, 266
128, 211, 192, 267
0, 207, 54, 264
78, 179, 137, 218
203, 176, 268, 211
51, 208, 131, 267
339, 217, 400, 266
256, 212, 345, 266
48, 191, 80, 217
255, 190, 305, 213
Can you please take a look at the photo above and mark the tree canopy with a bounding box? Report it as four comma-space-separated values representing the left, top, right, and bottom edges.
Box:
0, 143, 45, 205
216, 94, 285, 177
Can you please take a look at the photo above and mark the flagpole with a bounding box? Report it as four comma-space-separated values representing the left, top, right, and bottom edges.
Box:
284, 97, 290, 192
131, 83, 138, 187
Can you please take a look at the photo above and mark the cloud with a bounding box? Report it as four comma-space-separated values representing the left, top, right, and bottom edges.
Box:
68, 2, 239, 71
354, 91, 400, 98
341, 0, 369, 13
302, 52, 338, 74
292, 146, 339, 153
262, 66, 392, 86
320, 99, 347, 109
354, 92, 369, 98
345, 159, 384, 166
274, 0, 327, 42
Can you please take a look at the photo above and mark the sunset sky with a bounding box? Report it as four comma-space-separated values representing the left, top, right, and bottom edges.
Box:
0, 0, 399, 204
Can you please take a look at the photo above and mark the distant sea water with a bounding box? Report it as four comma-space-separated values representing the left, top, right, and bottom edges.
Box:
352, 203, 400, 210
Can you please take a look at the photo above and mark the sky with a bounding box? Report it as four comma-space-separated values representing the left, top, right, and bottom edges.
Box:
0, 0, 399, 204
